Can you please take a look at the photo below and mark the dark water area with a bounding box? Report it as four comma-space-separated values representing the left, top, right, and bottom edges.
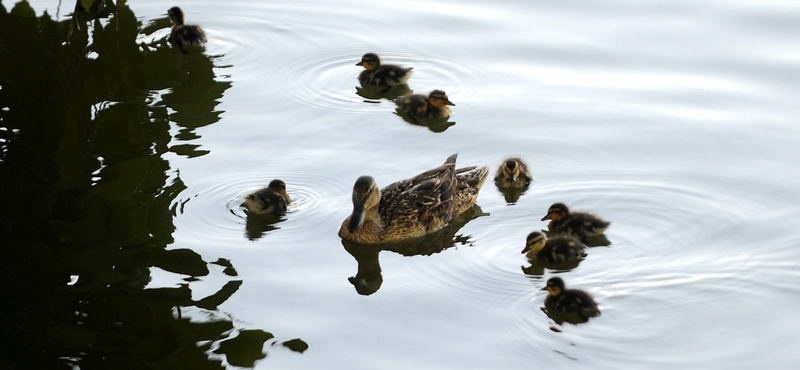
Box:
0, 2, 303, 369
3, 0, 800, 369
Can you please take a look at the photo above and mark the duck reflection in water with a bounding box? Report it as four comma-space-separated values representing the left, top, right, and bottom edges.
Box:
541, 277, 600, 325
342, 205, 488, 295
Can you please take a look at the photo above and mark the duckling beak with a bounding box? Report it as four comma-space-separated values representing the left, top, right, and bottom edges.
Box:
509, 175, 517, 183
521, 245, 531, 254
347, 207, 366, 233
444, 99, 455, 106
540, 286, 548, 291
356, 61, 364, 66
541, 214, 551, 221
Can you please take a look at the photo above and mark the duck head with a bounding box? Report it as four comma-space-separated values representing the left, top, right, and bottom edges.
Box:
347, 176, 381, 233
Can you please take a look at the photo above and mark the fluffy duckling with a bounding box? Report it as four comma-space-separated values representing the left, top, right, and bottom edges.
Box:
541, 202, 610, 240
542, 277, 599, 317
394, 90, 455, 119
244, 180, 291, 215
494, 157, 533, 188
522, 232, 586, 263
168, 6, 206, 53
356, 53, 414, 87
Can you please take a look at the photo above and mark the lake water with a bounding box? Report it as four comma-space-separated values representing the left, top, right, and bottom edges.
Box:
13, 0, 800, 368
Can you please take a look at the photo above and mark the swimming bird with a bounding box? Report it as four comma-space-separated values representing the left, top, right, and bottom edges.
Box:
541, 203, 610, 240
542, 277, 599, 317
168, 6, 206, 53
494, 157, 533, 188
339, 154, 487, 244
522, 232, 586, 262
356, 53, 414, 87
244, 179, 291, 215
394, 90, 455, 119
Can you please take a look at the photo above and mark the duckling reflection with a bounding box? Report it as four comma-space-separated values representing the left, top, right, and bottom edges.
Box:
541, 277, 600, 324
356, 83, 413, 101
168, 6, 206, 54
339, 154, 489, 244
244, 214, 284, 241
393, 109, 456, 133
541, 202, 610, 243
342, 205, 487, 295
356, 53, 413, 87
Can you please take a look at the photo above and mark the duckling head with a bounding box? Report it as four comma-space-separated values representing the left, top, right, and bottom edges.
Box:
347, 176, 381, 233
521, 231, 547, 255
500, 159, 523, 183
268, 179, 289, 199
168, 6, 185, 26
356, 53, 381, 71
541, 202, 569, 221
541, 277, 565, 296
267, 179, 286, 194
428, 90, 455, 107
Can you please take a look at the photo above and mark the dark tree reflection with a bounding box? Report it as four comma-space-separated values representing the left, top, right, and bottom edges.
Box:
0, 1, 304, 368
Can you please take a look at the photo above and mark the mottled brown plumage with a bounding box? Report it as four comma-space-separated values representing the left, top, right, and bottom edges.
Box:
521, 232, 586, 262
339, 154, 487, 244
168, 6, 206, 54
394, 90, 455, 119
356, 53, 413, 87
244, 179, 291, 215
494, 157, 533, 188
542, 277, 600, 318
542, 203, 610, 240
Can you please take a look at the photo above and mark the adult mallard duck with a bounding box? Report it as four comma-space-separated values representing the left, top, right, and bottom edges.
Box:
522, 232, 586, 262
356, 53, 413, 87
339, 154, 487, 244
243, 179, 291, 215
542, 277, 600, 318
494, 157, 533, 188
394, 90, 455, 119
542, 202, 610, 240
168, 6, 206, 53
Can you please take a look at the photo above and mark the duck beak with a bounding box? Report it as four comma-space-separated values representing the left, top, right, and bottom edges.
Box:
521, 245, 531, 254
356, 61, 364, 66
541, 214, 551, 221
347, 206, 365, 233
509, 175, 517, 183
540, 286, 548, 291
445, 99, 455, 106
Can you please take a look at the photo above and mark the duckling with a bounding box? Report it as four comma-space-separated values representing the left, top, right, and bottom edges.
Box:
356, 53, 414, 87
243, 179, 291, 215
339, 154, 487, 244
394, 90, 455, 119
541, 202, 610, 240
522, 232, 586, 263
494, 157, 533, 188
168, 6, 206, 54
542, 277, 599, 317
